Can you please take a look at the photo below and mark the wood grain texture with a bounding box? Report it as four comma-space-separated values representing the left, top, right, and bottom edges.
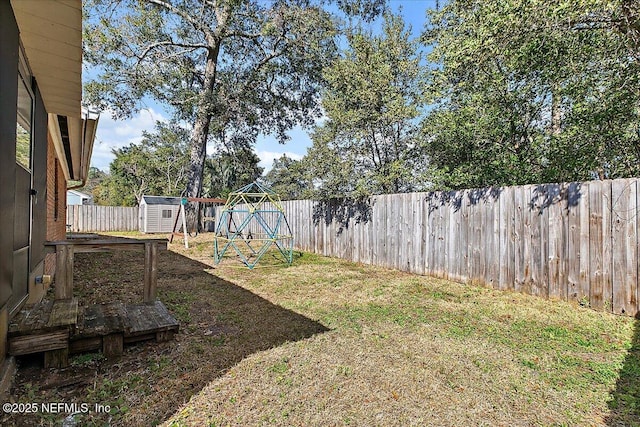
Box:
589, 180, 605, 310
578, 183, 590, 304
548, 184, 563, 299
55, 245, 74, 300
567, 182, 581, 303
9, 330, 68, 355
46, 298, 78, 328
514, 186, 524, 292
602, 181, 613, 311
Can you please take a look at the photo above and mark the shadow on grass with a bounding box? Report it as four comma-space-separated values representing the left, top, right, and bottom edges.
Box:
606, 317, 640, 426
8, 247, 329, 426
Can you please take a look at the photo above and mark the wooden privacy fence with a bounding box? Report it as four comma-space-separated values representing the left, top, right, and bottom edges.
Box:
265, 178, 639, 316
66, 205, 139, 232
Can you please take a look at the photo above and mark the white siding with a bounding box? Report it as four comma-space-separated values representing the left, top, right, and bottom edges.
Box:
143, 204, 180, 233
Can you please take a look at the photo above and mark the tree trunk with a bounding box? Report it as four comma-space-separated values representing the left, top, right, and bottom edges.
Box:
184, 43, 221, 230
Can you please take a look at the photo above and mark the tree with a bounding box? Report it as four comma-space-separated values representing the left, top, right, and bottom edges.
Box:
141, 121, 191, 195
306, 13, 427, 198
84, 0, 342, 214
96, 121, 190, 206
82, 167, 109, 205
422, 0, 640, 189
263, 154, 313, 200
203, 147, 263, 198
101, 144, 152, 206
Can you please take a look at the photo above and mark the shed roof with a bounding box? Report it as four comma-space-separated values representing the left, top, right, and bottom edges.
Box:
141, 196, 181, 206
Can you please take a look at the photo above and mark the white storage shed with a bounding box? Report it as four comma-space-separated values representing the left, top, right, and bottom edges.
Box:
139, 195, 182, 233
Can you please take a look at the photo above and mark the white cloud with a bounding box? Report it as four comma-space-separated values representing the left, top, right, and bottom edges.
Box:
256, 150, 304, 174
90, 108, 167, 171
90, 109, 311, 176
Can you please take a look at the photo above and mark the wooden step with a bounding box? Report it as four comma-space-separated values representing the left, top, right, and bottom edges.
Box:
8, 299, 78, 357
75, 302, 127, 338
9, 330, 68, 356
47, 299, 78, 328
8, 299, 178, 364
69, 301, 179, 354
9, 298, 78, 337
125, 301, 179, 338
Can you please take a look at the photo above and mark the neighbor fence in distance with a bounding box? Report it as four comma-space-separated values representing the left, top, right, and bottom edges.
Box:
66, 205, 139, 232
266, 178, 639, 317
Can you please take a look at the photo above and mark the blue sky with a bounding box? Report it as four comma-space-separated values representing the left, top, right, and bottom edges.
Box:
88, 0, 437, 173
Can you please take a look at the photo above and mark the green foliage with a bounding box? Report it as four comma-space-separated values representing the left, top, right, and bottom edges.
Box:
93, 120, 264, 205
422, 0, 640, 189
83, 0, 342, 200
262, 154, 313, 200
96, 121, 190, 206
82, 167, 109, 205
203, 147, 263, 198
16, 124, 30, 170
307, 13, 428, 198
82, 0, 640, 197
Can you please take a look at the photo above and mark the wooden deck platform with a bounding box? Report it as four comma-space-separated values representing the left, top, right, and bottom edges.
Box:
8, 299, 179, 367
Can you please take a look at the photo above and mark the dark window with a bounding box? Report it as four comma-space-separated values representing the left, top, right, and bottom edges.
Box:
162, 209, 172, 219
16, 55, 33, 171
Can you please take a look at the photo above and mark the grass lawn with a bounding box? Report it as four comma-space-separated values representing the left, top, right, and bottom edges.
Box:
5, 232, 639, 426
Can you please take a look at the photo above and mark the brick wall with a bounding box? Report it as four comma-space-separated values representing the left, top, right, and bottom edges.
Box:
44, 132, 67, 276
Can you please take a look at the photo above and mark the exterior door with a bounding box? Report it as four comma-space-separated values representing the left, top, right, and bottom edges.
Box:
9, 63, 33, 314
11, 165, 30, 313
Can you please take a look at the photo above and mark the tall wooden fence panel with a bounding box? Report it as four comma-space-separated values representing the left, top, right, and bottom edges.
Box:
66, 205, 139, 232
270, 178, 638, 316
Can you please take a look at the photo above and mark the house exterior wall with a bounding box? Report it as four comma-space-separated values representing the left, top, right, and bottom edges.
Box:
67, 191, 92, 206
0, 0, 20, 364
45, 134, 67, 277
1, 2, 71, 365
21, 83, 49, 306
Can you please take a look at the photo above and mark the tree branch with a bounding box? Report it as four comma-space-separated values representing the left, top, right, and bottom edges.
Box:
137, 40, 210, 63
145, 0, 214, 39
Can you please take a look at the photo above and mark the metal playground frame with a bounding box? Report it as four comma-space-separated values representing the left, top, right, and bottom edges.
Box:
213, 182, 294, 269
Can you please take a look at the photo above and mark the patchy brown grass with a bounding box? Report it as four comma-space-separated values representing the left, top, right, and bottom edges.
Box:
4, 232, 638, 426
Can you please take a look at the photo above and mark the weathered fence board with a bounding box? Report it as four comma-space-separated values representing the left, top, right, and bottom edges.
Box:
578, 184, 590, 304
67, 205, 139, 232
589, 181, 605, 310
277, 177, 640, 317
602, 182, 614, 311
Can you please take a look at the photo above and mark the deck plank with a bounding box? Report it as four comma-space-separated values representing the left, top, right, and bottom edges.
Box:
9, 299, 178, 359
76, 303, 127, 338
9, 300, 54, 336
125, 301, 179, 336
46, 298, 78, 328
9, 330, 68, 356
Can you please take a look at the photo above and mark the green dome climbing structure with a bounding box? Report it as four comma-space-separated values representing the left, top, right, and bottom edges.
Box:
213, 182, 293, 269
